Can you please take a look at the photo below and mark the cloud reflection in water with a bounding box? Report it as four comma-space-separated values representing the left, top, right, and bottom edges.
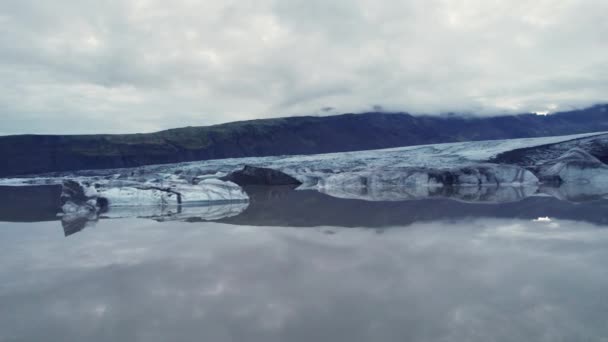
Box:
1, 217, 608, 341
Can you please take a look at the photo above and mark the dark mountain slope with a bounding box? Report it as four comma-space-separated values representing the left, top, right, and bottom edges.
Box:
1, 104, 608, 177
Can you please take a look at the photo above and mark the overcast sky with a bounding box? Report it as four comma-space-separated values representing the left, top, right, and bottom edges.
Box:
1, 0, 607, 134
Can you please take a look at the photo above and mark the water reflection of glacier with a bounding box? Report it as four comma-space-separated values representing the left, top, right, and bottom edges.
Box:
219, 187, 608, 228
103, 202, 250, 221
62, 201, 249, 236
319, 184, 539, 203
3, 185, 608, 236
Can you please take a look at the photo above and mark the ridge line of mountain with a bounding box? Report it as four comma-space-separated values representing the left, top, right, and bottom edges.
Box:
1, 104, 608, 177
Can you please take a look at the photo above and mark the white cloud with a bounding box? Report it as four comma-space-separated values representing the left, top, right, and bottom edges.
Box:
0, 0, 607, 134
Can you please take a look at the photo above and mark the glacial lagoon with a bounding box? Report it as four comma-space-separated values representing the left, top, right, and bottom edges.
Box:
1, 186, 608, 342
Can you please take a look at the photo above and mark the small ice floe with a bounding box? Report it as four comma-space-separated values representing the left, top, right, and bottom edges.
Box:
58, 179, 250, 235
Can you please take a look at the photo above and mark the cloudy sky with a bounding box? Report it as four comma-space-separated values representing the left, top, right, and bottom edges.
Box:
1, 0, 607, 134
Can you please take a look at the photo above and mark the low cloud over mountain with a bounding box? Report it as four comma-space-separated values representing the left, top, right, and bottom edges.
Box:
1, 0, 607, 134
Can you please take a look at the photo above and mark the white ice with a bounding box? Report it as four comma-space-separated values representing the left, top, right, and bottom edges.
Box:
2, 131, 604, 188
2, 131, 608, 203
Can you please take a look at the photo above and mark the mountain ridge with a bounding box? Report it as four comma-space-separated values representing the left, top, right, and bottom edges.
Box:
2, 104, 608, 177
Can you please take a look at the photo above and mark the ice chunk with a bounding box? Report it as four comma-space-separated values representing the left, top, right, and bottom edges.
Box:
95, 179, 248, 207
537, 148, 608, 185
311, 164, 538, 202
96, 187, 175, 207
58, 179, 250, 236
315, 164, 537, 190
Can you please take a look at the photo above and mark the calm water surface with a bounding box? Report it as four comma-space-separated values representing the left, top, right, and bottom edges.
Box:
1, 188, 608, 341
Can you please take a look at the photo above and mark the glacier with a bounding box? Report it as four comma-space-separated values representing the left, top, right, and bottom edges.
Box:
2, 131, 608, 214
1, 131, 603, 187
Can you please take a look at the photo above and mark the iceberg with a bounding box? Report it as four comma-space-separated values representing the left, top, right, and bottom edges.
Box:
314, 164, 537, 189
537, 148, 608, 185
95, 179, 248, 207
58, 179, 248, 229
312, 164, 538, 202
58, 179, 250, 236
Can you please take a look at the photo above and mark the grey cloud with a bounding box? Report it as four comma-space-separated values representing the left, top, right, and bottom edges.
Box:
0, 0, 607, 134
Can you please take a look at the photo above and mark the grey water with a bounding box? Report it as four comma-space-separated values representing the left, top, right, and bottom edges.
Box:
2, 186, 608, 341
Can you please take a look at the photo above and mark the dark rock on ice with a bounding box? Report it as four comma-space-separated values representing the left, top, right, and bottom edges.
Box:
221, 165, 302, 186
60, 180, 89, 206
